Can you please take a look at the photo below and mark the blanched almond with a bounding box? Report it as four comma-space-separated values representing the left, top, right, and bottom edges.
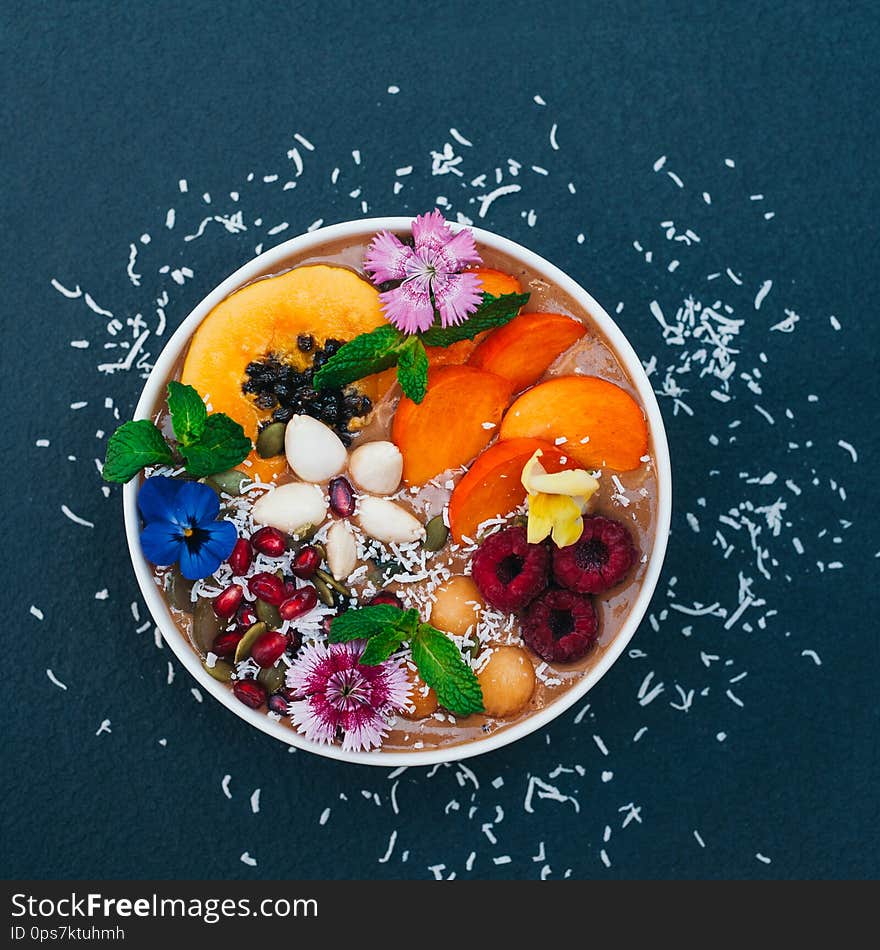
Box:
284, 415, 347, 483
326, 520, 358, 581
251, 482, 328, 535
357, 496, 425, 544
348, 440, 403, 495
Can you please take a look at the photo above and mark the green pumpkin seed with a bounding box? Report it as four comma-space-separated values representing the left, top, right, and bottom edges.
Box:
423, 515, 449, 552
205, 468, 251, 496
191, 597, 222, 656
257, 664, 286, 694
203, 658, 233, 682
312, 573, 336, 607
256, 422, 287, 459
315, 568, 351, 599
256, 599, 282, 627
235, 621, 268, 663
166, 569, 194, 613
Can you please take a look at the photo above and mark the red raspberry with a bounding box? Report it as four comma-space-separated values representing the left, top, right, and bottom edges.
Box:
471, 526, 549, 611
553, 516, 636, 594
522, 588, 598, 663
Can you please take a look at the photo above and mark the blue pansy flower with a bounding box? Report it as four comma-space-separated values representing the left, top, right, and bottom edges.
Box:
138, 476, 237, 580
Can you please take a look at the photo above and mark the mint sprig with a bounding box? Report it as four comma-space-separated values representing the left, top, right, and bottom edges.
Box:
167, 380, 207, 446
178, 413, 251, 478
102, 382, 252, 484
103, 420, 174, 483
312, 325, 405, 391
329, 604, 484, 717
313, 291, 528, 405
396, 337, 429, 403
420, 292, 529, 347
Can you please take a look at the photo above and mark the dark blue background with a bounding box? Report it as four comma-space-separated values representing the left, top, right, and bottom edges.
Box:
3, 1, 878, 879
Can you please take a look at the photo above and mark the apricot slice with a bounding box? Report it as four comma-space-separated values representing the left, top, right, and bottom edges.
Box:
499, 376, 648, 471
468, 267, 523, 298
181, 265, 385, 481
469, 312, 586, 393
391, 365, 514, 486
448, 437, 570, 542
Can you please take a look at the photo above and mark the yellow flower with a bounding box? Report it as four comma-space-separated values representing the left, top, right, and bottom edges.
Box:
521, 450, 599, 547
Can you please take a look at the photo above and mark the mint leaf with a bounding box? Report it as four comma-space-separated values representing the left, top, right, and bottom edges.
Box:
411, 624, 484, 716
329, 603, 407, 643
103, 420, 174, 483
313, 325, 404, 391
167, 381, 207, 446
179, 413, 251, 477
396, 337, 429, 404
420, 292, 529, 347
360, 627, 407, 666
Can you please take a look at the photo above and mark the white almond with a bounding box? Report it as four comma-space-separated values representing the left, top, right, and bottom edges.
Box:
348, 440, 403, 495
357, 496, 425, 544
251, 482, 328, 535
326, 520, 358, 581
284, 415, 347, 482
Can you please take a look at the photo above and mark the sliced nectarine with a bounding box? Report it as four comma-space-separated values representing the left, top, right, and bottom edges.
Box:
391, 366, 515, 486
448, 437, 571, 542
468, 267, 522, 298
181, 264, 386, 481
499, 376, 648, 471
469, 312, 586, 392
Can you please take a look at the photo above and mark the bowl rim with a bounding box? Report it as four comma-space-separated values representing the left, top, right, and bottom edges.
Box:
123, 216, 672, 767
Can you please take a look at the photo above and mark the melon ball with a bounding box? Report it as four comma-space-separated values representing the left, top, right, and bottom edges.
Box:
477, 645, 536, 718
400, 666, 438, 720
430, 575, 485, 637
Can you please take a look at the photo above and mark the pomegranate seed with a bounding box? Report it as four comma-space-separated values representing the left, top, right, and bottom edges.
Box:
227, 538, 252, 575
268, 691, 292, 715
291, 545, 321, 579
320, 616, 334, 637
213, 584, 244, 618
251, 526, 287, 557
250, 630, 287, 668
287, 630, 303, 654
370, 590, 403, 608
237, 605, 257, 628
279, 585, 319, 621
248, 572, 285, 606
233, 679, 267, 709
329, 476, 356, 517
212, 630, 243, 658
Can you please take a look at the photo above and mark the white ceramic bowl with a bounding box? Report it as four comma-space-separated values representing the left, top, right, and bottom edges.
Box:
124, 217, 672, 767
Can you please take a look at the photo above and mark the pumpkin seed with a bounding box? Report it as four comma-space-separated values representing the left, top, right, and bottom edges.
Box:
257, 664, 286, 694
285, 524, 318, 549
256, 421, 287, 459
205, 468, 251, 496
203, 658, 233, 682
235, 621, 267, 663
315, 568, 351, 599
256, 599, 282, 628
166, 569, 194, 612
423, 515, 449, 552
191, 597, 221, 656
312, 573, 336, 607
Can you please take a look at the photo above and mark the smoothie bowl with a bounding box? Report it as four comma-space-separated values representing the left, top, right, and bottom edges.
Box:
110, 212, 671, 766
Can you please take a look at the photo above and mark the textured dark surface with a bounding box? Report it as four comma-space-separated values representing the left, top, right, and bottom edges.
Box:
3, 1, 878, 879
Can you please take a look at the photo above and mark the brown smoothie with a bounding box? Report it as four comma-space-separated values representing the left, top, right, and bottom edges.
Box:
148, 234, 659, 753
